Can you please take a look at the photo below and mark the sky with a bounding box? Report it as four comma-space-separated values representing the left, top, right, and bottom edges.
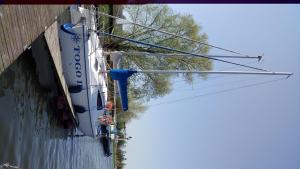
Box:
125, 5, 300, 169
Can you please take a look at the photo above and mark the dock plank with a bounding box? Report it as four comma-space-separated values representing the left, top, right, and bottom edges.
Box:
7, 6, 20, 61
0, 7, 8, 72
15, 5, 27, 50
18, 5, 31, 49
10, 5, 23, 58
31, 6, 39, 39
0, 33, 5, 72
1, 6, 14, 65
44, 21, 75, 118
24, 5, 35, 44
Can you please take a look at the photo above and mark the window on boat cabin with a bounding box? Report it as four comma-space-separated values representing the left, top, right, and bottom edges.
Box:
97, 90, 103, 110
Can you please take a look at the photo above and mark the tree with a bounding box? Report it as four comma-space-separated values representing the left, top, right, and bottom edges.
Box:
108, 6, 213, 165
106, 5, 212, 102
117, 97, 148, 123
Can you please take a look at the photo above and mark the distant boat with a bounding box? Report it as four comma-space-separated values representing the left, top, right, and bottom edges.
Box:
58, 7, 108, 137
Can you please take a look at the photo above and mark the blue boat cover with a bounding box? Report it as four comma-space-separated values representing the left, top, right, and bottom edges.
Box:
109, 69, 137, 111
60, 23, 76, 35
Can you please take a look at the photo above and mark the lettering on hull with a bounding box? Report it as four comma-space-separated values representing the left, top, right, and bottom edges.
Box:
73, 37, 83, 89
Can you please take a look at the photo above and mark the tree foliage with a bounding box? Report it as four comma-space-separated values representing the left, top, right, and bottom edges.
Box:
106, 6, 213, 168
117, 97, 147, 123
108, 5, 212, 102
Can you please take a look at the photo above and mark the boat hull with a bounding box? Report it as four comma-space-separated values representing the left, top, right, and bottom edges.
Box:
59, 22, 107, 137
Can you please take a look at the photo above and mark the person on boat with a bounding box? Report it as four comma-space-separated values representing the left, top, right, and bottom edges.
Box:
98, 114, 113, 126
105, 101, 113, 110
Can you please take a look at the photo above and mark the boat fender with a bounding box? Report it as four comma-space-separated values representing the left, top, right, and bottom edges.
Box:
74, 114, 80, 126
68, 85, 83, 93
73, 105, 85, 113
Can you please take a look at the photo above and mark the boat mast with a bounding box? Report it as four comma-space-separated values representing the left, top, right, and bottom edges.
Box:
133, 70, 293, 77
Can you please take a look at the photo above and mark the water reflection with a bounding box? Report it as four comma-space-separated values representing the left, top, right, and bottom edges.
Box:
0, 51, 112, 169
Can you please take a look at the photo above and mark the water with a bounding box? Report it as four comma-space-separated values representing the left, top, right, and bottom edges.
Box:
0, 52, 112, 169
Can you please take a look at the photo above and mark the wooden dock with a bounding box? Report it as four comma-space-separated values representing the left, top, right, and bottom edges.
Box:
0, 6, 76, 120
0, 5, 68, 74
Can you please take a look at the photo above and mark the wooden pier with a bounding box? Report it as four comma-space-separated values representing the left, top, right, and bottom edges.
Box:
0, 5, 76, 120
0, 5, 68, 73
44, 21, 75, 119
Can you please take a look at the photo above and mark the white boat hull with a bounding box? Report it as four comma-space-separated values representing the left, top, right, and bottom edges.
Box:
58, 8, 107, 137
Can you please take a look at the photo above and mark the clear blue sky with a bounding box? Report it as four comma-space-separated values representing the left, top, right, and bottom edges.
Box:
125, 5, 300, 169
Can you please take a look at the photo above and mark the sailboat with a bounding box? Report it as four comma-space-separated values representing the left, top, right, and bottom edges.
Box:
58, 5, 293, 136
59, 6, 108, 137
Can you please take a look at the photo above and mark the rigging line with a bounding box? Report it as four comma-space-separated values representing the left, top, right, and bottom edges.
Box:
148, 77, 286, 107
98, 32, 270, 72
174, 73, 265, 91
172, 75, 224, 86
96, 11, 251, 57
172, 60, 258, 84
218, 60, 259, 71
120, 51, 260, 60
176, 75, 269, 91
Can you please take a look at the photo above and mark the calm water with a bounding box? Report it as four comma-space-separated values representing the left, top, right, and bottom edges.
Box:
0, 53, 112, 169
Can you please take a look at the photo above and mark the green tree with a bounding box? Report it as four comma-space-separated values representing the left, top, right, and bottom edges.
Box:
109, 6, 213, 166
107, 5, 212, 102
117, 97, 148, 123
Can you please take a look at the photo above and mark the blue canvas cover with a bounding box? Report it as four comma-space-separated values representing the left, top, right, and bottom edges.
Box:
109, 69, 137, 111
60, 23, 76, 35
